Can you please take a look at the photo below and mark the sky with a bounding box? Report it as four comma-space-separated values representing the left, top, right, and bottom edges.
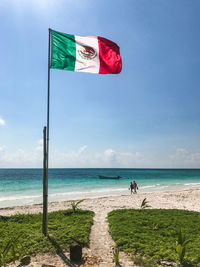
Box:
0, 0, 200, 168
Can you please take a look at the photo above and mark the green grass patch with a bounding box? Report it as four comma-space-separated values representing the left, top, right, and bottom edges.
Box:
108, 209, 200, 266
0, 209, 94, 265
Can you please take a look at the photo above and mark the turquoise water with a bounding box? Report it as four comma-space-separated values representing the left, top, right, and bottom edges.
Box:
0, 168, 200, 208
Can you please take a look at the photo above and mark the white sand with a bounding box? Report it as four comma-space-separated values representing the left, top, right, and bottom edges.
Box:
2, 188, 200, 267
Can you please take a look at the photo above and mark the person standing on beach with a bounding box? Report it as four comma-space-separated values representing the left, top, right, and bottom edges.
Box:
133, 181, 138, 193
129, 182, 134, 194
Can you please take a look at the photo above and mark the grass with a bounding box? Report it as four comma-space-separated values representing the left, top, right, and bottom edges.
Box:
0, 209, 94, 265
108, 209, 200, 266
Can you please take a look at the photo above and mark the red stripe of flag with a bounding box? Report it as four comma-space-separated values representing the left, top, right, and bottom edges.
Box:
98, 36, 122, 74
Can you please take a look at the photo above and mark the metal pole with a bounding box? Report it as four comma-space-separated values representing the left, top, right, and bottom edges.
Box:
43, 28, 51, 236
43, 126, 47, 235
47, 28, 51, 171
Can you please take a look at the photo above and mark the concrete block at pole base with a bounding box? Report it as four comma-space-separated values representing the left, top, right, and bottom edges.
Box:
70, 242, 82, 262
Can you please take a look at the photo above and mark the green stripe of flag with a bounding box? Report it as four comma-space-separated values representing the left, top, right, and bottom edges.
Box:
51, 30, 76, 71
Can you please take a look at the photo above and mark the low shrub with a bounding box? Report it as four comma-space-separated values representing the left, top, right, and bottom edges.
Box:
0, 209, 94, 265
108, 209, 200, 266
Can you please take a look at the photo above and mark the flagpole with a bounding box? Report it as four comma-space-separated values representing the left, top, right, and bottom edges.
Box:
47, 28, 51, 172
42, 126, 47, 235
43, 28, 51, 236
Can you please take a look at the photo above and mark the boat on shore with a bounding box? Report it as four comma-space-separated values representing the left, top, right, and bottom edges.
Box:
98, 175, 121, 180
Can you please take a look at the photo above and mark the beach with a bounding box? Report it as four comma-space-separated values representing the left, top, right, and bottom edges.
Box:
2, 187, 200, 267
1, 168, 200, 208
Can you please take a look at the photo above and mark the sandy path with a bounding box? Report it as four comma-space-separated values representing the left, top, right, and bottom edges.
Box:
83, 207, 136, 266
4, 188, 200, 267
81, 197, 136, 267
86, 210, 115, 266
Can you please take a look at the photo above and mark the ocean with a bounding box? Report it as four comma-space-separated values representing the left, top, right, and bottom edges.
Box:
0, 168, 200, 208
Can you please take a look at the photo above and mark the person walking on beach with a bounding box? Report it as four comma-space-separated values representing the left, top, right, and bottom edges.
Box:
133, 181, 138, 193
129, 182, 134, 194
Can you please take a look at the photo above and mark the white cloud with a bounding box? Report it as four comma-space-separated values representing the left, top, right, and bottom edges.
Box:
0, 118, 5, 126
35, 146, 43, 152
78, 145, 87, 155
100, 149, 144, 168
104, 149, 117, 160
35, 139, 43, 152
49, 147, 145, 168
0, 147, 43, 168
38, 139, 43, 145
0, 146, 6, 152
0, 145, 199, 168
169, 148, 200, 167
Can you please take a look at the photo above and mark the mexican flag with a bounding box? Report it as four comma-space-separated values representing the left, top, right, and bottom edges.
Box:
50, 29, 122, 74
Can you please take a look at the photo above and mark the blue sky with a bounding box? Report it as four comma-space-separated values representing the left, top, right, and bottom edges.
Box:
0, 0, 200, 168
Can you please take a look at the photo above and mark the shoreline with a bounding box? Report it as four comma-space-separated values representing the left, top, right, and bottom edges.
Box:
1, 187, 200, 216
1, 168, 200, 210
1, 182, 200, 210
